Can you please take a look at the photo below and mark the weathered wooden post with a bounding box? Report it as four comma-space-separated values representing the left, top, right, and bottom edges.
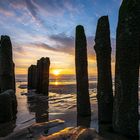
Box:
36, 59, 42, 93
36, 57, 50, 95
77, 115, 91, 128
0, 35, 17, 123
94, 16, 113, 123
75, 25, 91, 116
28, 65, 37, 90
113, 0, 140, 137
0, 35, 15, 92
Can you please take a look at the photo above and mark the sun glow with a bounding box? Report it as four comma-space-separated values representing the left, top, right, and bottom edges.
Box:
52, 69, 61, 76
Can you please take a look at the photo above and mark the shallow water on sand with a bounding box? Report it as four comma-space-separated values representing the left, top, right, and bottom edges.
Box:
15, 83, 35, 130
0, 78, 140, 139
15, 81, 98, 130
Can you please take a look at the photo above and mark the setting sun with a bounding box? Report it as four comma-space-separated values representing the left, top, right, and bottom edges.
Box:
52, 70, 60, 76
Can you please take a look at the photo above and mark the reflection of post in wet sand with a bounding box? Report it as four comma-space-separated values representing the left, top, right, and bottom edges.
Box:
98, 124, 132, 140
27, 94, 49, 136
27, 93, 49, 124
27, 94, 49, 123
0, 120, 16, 137
35, 96, 49, 123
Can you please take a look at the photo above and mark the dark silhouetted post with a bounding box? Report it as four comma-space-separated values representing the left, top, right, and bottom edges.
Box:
0, 36, 17, 123
37, 57, 50, 95
113, 0, 140, 137
37, 59, 42, 94
77, 115, 91, 128
12, 62, 16, 91
94, 16, 113, 123
0, 90, 17, 122
75, 25, 91, 116
0, 35, 15, 92
28, 65, 37, 90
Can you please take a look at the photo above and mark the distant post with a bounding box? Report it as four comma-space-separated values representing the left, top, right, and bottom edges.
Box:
75, 25, 91, 116
113, 0, 140, 137
36, 57, 50, 95
0, 35, 15, 92
28, 65, 37, 90
94, 16, 113, 123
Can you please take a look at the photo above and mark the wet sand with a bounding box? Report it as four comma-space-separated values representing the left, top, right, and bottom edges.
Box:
49, 83, 97, 94
0, 82, 139, 140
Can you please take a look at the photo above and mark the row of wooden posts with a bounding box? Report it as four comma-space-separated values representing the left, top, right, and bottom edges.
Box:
28, 57, 50, 95
28, 0, 140, 138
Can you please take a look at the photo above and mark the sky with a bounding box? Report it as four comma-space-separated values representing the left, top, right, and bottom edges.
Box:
0, 0, 121, 76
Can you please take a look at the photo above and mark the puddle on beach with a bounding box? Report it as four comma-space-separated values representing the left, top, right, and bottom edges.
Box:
15, 82, 98, 129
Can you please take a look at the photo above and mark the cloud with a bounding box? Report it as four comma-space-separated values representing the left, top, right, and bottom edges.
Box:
50, 33, 96, 58
22, 0, 83, 30
0, 8, 14, 16
0, 0, 59, 30
24, 0, 49, 29
0, 0, 15, 16
29, 33, 95, 59
49, 33, 75, 54
13, 44, 27, 55
31, 0, 80, 16
31, 42, 74, 56
48, 33, 115, 57
25, 0, 37, 18
13, 32, 116, 67
31, 42, 58, 52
